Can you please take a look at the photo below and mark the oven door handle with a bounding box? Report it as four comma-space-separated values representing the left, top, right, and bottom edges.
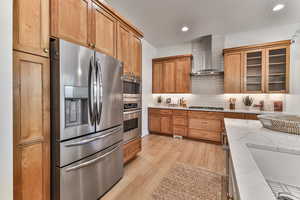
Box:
64, 127, 122, 147
124, 110, 142, 115
65, 145, 119, 172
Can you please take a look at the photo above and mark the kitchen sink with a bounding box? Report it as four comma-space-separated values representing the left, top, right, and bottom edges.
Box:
247, 144, 300, 199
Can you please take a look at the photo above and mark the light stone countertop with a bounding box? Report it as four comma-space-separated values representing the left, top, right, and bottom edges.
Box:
148, 105, 277, 115
224, 119, 300, 200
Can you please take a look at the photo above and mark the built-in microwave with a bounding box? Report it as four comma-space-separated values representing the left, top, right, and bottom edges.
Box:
123, 75, 141, 98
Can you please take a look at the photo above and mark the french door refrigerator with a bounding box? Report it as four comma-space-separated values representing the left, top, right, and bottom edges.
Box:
50, 39, 123, 200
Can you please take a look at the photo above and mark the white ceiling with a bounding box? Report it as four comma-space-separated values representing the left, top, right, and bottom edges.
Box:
106, 0, 300, 47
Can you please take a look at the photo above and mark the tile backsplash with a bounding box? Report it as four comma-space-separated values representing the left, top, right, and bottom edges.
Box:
152, 93, 287, 112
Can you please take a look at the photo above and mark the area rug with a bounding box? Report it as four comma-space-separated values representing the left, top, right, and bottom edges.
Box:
151, 163, 226, 200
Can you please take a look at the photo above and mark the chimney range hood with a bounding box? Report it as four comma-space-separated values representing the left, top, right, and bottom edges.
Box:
190, 35, 224, 76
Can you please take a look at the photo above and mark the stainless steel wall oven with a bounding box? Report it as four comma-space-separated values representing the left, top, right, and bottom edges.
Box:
123, 110, 141, 143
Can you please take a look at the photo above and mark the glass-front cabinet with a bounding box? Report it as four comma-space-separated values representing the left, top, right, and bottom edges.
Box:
266, 46, 289, 93
224, 40, 291, 94
244, 49, 265, 93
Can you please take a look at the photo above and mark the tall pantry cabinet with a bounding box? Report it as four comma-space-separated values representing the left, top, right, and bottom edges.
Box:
13, 0, 143, 199
13, 0, 50, 199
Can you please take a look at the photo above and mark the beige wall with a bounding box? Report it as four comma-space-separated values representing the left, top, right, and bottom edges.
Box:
0, 1, 13, 199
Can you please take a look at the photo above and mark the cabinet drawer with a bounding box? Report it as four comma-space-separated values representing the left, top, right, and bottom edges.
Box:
123, 138, 142, 163
224, 113, 245, 119
189, 118, 222, 131
173, 126, 187, 136
188, 111, 224, 120
173, 110, 187, 116
160, 109, 173, 115
173, 115, 187, 126
244, 114, 258, 120
149, 108, 160, 115
188, 129, 221, 142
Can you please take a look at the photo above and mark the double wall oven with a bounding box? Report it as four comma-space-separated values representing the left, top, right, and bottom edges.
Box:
51, 39, 123, 200
123, 75, 142, 144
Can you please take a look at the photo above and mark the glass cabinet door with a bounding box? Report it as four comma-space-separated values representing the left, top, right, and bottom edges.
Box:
266, 46, 289, 93
244, 49, 265, 93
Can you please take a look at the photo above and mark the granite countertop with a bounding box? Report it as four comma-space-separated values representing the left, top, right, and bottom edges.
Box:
224, 119, 300, 200
148, 105, 277, 115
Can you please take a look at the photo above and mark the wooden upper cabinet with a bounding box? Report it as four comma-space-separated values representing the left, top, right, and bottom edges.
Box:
13, 51, 50, 200
152, 55, 192, 93
175, 57, 192, 93
131, 35, 142, 78
243, 49, 266, 93
223, 40, 291, 94
117, 23, 131, 74
224, 52, 242, 93
51, 0, 91, 47
13, 0, 50, 57
92, 3, 116, 57
265, 45, 290, 93
163, 60, 176, 93
152, 62, 163, 93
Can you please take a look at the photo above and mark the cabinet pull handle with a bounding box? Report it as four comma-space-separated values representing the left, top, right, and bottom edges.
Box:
43, 48, 49, 53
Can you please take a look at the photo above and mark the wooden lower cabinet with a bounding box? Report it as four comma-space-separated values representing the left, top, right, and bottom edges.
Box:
123, 138, 142, 164
224, 112, 258, 120
173, 125, 187, 136
149, 113, 161, 133
188, 129, 221, 142
13, 51, 50, 200
244, 113, 258, 120
148, 108, 259, 143
160, 115, 173, 134
188, 111, 223, 143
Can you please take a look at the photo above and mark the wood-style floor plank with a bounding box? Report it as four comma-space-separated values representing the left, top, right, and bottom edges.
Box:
101, 134, 226, 200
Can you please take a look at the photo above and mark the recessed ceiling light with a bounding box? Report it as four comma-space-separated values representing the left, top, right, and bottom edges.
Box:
182, 26, 189, 32
273, 4, 285, 12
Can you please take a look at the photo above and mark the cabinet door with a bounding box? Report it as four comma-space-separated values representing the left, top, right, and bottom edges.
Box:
131, 35, 142, 78
175, 57, 191, 93
243, 49, 266, 93
92, 3, 116, 57
123, 138, 141, 164
266, 46, 290, 93
160, 116, 173, 134
14, 0, 50, 57
13, 51, 50, 200
163, 60, 176, 93
152, 62, 163, 93
51, 0, 91, 47
224, 52, 242, 93
149, 114, 161, 133
117, 23, 131, 74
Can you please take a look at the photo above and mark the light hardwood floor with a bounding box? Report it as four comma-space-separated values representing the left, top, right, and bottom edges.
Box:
102, 134, 226, 200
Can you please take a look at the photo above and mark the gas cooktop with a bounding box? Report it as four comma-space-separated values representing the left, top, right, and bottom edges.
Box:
188, 106, 224, 111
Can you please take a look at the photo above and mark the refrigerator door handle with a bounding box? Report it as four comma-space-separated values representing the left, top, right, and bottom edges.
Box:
88, 58, 95, 126
96, 60, 103, 125
65, 145, 119, 172
64, 126, 122, 147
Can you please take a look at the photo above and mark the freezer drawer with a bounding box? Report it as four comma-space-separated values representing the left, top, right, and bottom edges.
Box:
58, 125, 123, 167
57, 142, 123, 200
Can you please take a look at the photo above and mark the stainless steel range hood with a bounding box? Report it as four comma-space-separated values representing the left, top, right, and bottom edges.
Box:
190, 35, 224, 76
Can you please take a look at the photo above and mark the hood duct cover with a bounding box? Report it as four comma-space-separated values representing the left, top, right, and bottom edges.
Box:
191, 35, 224, 76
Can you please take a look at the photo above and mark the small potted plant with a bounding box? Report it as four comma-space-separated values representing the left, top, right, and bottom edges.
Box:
243, 96, 254, 110
157, 96, 162, 104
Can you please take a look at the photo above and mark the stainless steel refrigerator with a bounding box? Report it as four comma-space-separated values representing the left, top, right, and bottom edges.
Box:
50, 39, 123, 200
